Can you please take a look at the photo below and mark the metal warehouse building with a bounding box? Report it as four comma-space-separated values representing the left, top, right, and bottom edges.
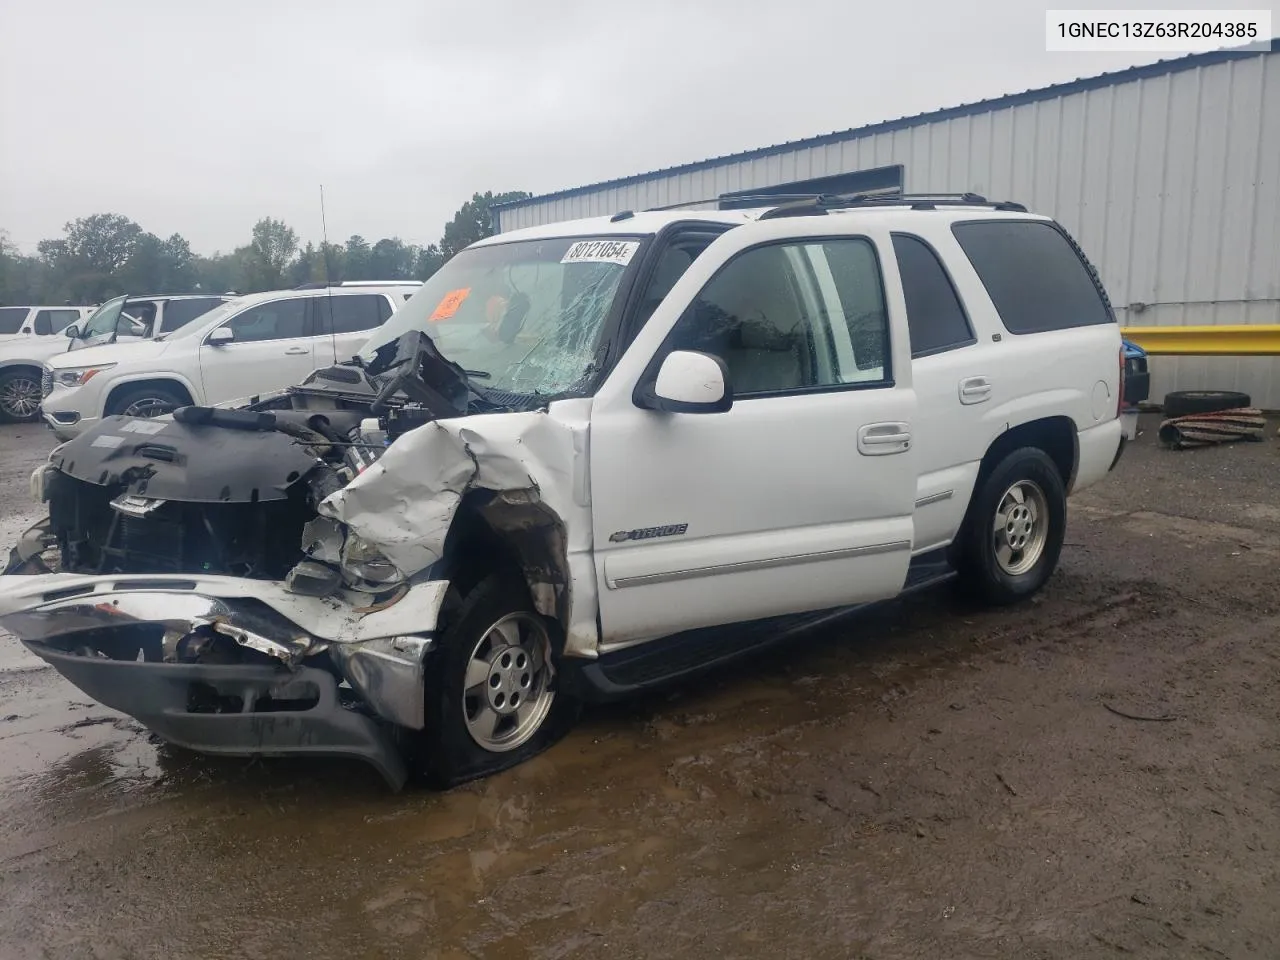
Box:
496, 41, 1280, 406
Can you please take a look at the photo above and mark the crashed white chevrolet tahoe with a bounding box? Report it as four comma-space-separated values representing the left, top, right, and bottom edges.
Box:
0, 194, 1127, 789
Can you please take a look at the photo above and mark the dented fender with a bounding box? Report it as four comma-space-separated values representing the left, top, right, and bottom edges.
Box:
318, 406, 601, 657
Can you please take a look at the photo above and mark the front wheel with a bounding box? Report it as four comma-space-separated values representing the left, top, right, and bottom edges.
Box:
956, 447, 1067, 605
418, 573, 579, 787
0, 369, 43, 423
110, 385, 188, 419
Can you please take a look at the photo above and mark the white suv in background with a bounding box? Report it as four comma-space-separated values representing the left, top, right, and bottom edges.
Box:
40, 282, 420, 438
0, 294, 229, 422
0, 305, 94, 343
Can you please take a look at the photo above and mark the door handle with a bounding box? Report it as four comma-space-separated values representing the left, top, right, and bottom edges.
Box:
284, 346, 309, 355
959, 376, 992, 405
857, 421, 911, 456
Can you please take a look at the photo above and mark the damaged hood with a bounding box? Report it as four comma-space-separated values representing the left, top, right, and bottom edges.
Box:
319, 409, 587, 576
53, 412, 323, 503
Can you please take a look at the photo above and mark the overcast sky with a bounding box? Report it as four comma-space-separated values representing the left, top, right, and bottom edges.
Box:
1, 0, 1274, 254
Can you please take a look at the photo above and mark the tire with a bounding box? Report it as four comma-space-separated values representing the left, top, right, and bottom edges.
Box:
1163, 390, 1251, 419
0, 369, 43, 423
109, 385, 189, 419
956, 447, 1067, 606
418, 573, 579, 788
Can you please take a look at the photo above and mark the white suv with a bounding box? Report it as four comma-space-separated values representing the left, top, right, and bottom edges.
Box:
0, 305, 94, 343
0, 195, 1124, 790
0, 295, 229, 423
40, 281, 420, 438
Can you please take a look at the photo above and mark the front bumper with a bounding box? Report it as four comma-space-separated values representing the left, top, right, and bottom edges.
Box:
0, 573, 452, 788
20, 639, 409, 788
42, 410, 92, 441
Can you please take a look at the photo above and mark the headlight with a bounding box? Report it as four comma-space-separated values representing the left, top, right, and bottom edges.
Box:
52, 363, 116, 387
341, 534, 404, 589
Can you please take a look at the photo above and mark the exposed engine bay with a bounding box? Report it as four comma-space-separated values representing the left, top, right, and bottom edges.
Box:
17, 331, 507, 588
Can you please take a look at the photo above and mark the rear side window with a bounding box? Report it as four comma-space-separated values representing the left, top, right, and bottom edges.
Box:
952, 220, 1113, 334
315, 294, 392, 335
33, 309, 78, 335
0, 308, 29, 334
226, 298, 308, 342
163, 297, 224, 333
892, 234, 974, 357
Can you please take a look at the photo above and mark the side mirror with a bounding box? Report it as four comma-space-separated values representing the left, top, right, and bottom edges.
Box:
206, 327, 235, 346
637, 350, 732, 413
64, 324, 80, 339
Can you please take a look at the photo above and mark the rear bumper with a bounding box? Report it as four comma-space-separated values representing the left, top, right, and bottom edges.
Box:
20, 640, 408, 788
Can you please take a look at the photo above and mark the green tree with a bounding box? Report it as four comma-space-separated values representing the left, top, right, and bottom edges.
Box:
344, 235, 371, 280
37, 213, 146, 301
439, 191, 530, 259
318, 241, 346, 284
287, 242, 318, 287
246, 217, 299, 289
366, 237, 417, 280
0, 230, 50, 304
415, 244, 446, 281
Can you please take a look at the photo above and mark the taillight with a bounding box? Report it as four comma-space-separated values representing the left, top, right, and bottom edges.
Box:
1116, 345, 1125, 416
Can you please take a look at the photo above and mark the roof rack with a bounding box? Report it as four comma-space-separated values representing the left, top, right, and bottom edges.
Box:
758, 192, 1027, 220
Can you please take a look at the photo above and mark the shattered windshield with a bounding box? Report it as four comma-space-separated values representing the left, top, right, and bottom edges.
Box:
79, 296, 128, 339
359, 236, 645, 397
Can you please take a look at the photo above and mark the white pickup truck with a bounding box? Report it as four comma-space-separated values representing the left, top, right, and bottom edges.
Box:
0, 194, 1125, 790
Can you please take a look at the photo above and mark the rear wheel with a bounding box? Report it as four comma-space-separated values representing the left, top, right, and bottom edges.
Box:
957, 447, 1066, 605
110, 385, 188, 419
0, 369, 43, 423
418, 573, 578, 787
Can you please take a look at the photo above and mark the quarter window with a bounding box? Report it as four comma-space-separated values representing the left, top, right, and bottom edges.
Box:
952, 220, 1113, 334
668, 238, 889, 395
34, 310, 81, 335
224, 299, 308, 343
892, 234, 974, 357
0, 308, 29, 334
315, 294, 391, 335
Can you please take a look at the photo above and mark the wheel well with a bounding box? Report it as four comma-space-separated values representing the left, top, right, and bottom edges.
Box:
439, 489, 571, 630
0, 364, 42, 381
980, 416, 1078, 490
105, 378, 194, 415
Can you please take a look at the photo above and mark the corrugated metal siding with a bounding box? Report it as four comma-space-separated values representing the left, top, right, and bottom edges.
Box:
497, 50, 1280, 405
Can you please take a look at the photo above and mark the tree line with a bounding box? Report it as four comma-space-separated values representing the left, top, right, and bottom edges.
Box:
0, 191, 529, 306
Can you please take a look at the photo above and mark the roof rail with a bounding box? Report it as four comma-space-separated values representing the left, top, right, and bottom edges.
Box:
292, 280, 421, 290
758, 192, 1027, 220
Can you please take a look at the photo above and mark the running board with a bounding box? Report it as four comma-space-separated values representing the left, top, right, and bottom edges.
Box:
567, 549, 955, 702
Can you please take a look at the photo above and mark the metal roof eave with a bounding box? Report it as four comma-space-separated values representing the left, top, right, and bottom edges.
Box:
493, 38, 1279, 213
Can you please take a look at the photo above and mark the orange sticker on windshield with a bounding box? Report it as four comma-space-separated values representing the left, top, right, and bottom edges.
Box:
429, 288, 471, 321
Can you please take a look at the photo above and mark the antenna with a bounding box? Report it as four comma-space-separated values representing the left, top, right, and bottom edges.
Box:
320, 184, 338, 363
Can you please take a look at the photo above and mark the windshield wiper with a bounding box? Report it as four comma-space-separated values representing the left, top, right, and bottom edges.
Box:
464, 369, 491, 379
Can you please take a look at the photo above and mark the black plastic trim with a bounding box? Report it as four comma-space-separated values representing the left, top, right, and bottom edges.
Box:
565, 550, 955, 702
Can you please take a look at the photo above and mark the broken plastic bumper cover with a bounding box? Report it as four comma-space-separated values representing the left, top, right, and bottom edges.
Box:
0, 574, 450, 789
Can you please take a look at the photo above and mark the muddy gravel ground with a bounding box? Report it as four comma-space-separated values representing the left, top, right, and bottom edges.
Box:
1, 417, 1278, 960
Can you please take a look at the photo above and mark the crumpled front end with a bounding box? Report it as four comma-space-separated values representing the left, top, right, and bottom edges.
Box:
0, 570, 450, 788
0, 377, 595, 787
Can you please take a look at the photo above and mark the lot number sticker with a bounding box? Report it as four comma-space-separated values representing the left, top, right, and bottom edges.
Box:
560, 240, 639, 267
430, 288, 471, 321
